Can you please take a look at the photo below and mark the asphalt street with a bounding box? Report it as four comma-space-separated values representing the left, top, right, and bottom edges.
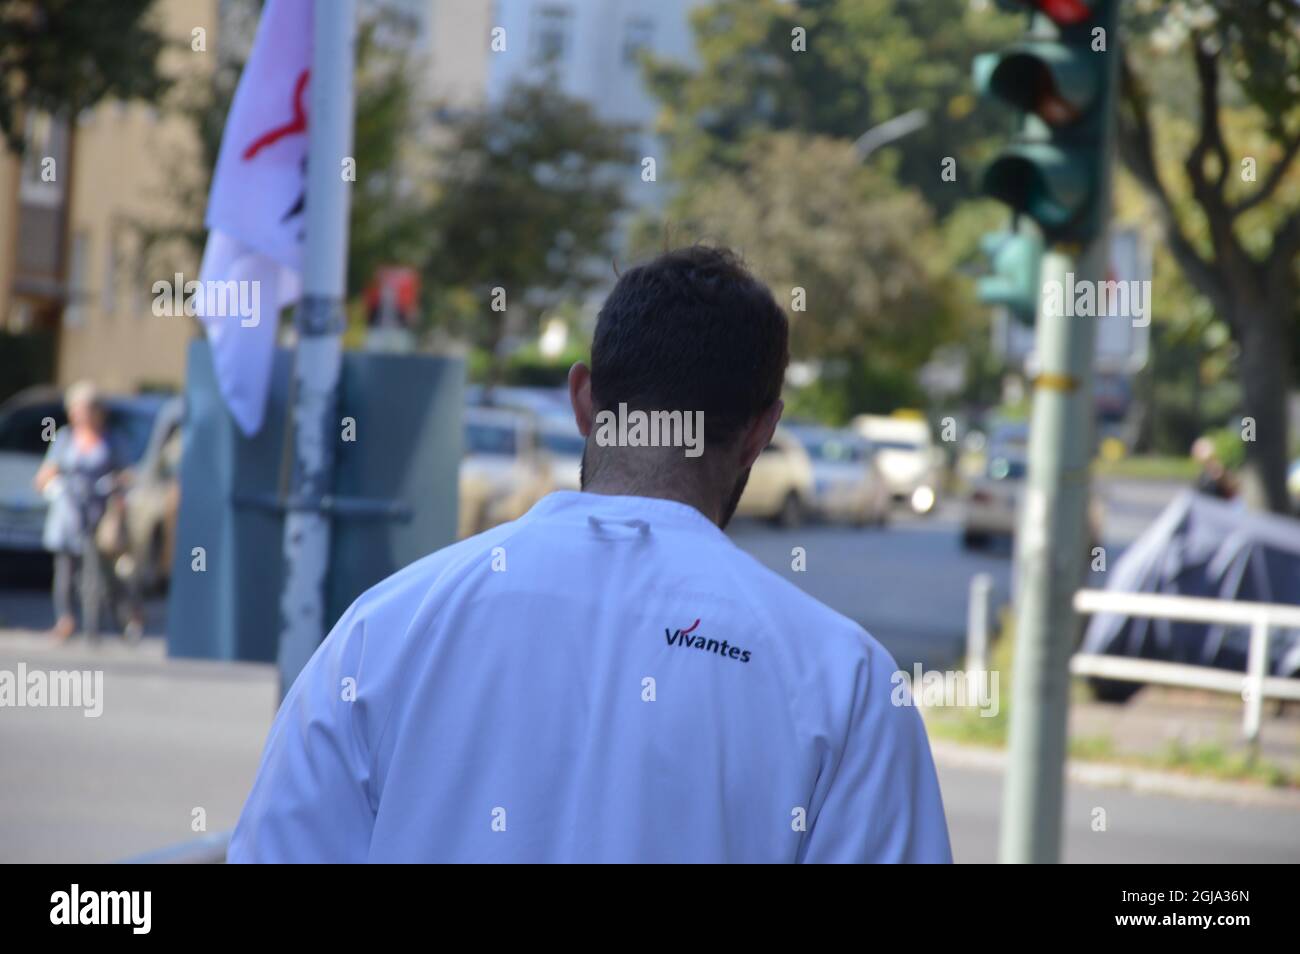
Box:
5, 475, 1289, 864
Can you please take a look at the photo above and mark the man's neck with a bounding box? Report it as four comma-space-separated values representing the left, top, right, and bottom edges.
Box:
581, 475, 724, 527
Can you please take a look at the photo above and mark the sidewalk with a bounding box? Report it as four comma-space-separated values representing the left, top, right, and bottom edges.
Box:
0, 628, 277, 863
1069, 684, 1300, 777
924, 682, 1300, 807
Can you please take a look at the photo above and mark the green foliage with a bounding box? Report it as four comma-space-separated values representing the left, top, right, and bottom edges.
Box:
1118, 1, 1300, 510
644, 0, 1020, 218
345, 20, 436, 299
0, 0, 170, 151
633, 130, 958, 419
423, 83, 635, 353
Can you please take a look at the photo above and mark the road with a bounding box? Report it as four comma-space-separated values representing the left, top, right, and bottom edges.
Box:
2, 622, 1291, 863
6, 474, 1288, 864
940, 762, 1300, 863
726, 475, 1173, 671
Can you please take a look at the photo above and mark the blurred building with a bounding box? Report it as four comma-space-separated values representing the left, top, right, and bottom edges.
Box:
0, 0, 224, 402
0, 0, 442, 405
429, 0, 705, 205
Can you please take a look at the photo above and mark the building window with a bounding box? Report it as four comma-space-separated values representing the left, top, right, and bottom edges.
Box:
102, 238, 116, 318
530, 5, 571, 66
622, 16, 654, 66
64, 233, 89, 329
18, 113, 65, 207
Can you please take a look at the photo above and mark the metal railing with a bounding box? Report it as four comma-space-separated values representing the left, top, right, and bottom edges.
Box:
964, 578, 1300, 744
1071, 589, 1300, 743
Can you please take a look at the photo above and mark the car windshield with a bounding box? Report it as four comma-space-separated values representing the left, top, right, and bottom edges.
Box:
465, 422, 517, 456
0, 400, 156, 464
988, 456, 1027, 481
541, 430, 584, 456
800, 435, 859, 462
873, 439, 920, 453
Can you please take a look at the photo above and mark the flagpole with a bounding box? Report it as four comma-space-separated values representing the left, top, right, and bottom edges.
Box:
277, 0, 356, 698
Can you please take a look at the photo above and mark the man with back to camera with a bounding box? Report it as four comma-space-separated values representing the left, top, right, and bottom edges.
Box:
230, 245, 952, 863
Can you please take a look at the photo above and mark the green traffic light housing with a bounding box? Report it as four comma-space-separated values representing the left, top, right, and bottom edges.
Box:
982, 142, 1090, 237
973, 44, 1101, 127
973, 0, 1117, 245
977, 230, 1043, 324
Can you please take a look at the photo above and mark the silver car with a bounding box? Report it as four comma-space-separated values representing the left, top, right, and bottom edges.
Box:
791, 425, 890, 526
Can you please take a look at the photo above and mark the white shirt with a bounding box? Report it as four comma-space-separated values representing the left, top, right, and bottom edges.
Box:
230, 491, 952, 862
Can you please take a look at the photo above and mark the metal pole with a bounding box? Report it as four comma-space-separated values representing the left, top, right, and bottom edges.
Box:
1243, 616, 1269, 745
277, 0, 356, 699
967, 573, 993, 674
998, 243, 1101, 864
999, 248, 1099, 862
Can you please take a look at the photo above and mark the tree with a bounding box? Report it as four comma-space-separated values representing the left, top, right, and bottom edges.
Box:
0, 0, 169, 151
1117, 2, 1300, 511
423, 82, 634, 363
643, 0, 1019, 219
642, 131, 955, 419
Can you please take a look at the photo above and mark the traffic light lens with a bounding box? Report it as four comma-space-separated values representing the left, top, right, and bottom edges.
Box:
1036, 0, 1091, 24
984, 156, 1074, 228
1035, 87, 1080, 126
989, 53, 1091, 125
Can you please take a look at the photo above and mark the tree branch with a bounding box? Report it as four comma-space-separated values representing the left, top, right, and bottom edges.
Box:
1116, 52, 1231, 319
1184, 36, 1239, 270
1232, 132, 1300, 218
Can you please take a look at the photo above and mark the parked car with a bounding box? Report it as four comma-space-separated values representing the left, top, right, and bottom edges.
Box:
790, 424, 890, 526
962, 450, 1026, 548
852, 413, 941, 514
118, 398, 185, 590
539, 413, 584, 492
0, 387, 176, 560
459, 406, 553, 538
735, 426, 815, 527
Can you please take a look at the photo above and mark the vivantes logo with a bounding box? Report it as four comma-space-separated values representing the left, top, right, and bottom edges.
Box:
664, 618, 752, 664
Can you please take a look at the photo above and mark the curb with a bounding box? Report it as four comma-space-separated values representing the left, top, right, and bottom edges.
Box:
929, 739, 1300, 811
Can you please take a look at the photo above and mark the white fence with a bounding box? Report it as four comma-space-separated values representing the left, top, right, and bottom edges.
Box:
964, 578, 1300, 743
1071, 589, 1300, 742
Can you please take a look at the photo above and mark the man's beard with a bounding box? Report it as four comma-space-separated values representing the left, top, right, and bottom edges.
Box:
718, 467, 751, 531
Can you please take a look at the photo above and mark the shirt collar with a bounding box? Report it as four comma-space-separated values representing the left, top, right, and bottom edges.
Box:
523, 490, 727, 538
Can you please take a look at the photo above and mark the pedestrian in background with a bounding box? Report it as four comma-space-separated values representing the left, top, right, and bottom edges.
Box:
33, 382, 117, 641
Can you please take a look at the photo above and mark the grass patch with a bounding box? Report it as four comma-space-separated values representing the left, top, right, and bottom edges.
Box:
923, 613, 1298, 788
1156, 740, 1296, 788
1093, 455, 1200, 481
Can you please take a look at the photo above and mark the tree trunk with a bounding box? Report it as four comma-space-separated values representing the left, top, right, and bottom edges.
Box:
1232, 286, 1293, 513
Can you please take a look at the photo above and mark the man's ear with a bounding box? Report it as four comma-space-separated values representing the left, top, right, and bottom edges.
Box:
738, 400, 784, 471
568, 361, 595, 437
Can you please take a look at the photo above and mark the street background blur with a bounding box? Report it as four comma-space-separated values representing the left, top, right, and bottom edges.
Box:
1, 0, 1299, 863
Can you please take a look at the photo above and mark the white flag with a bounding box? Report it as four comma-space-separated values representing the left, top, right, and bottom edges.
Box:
196, 0, 313, 435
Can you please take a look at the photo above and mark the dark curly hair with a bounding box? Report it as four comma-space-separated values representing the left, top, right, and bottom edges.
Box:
590, 245, 789, 447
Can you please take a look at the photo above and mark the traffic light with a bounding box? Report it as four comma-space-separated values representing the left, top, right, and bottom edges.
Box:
977, 229, 1043, 323
974, 0, 1119, 245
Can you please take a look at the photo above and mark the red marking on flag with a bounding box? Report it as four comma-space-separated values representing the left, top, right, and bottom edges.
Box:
242, 69, 310, 160
681, 619, 700, 635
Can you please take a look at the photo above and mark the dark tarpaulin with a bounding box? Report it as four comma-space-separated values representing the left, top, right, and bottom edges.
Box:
1081, 491, 1300, 677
